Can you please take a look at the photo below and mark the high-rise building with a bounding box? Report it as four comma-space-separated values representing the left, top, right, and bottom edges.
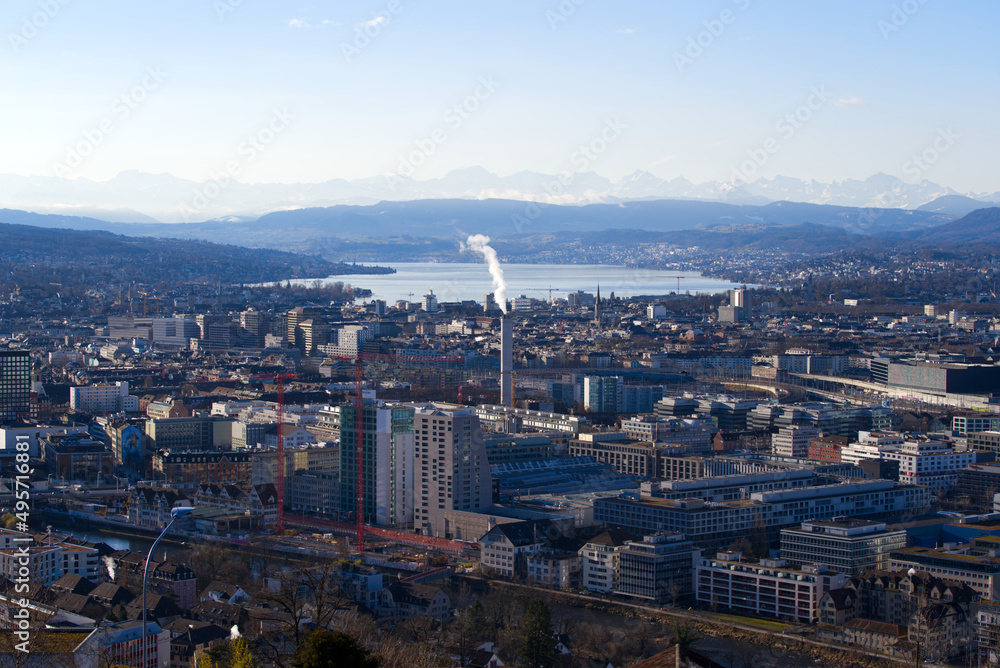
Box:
583, 376, 623, 413
339, 403, 415, 527
240, 309, 271, 348
412, 405, 491, 537
287, 306, 323, 351
0, 350, 31, 425
421, 291, 438, 313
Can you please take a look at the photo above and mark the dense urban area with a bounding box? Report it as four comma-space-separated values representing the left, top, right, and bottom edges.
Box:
5, 225, 1000, 668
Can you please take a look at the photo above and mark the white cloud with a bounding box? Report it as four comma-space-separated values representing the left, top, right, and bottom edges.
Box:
287, 18, 339, 29
650, 154, 678, 166
357, 15, 388, 29
831, 95, 866, 107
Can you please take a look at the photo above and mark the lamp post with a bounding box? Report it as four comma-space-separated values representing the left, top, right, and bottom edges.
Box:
142, 506, 193, 668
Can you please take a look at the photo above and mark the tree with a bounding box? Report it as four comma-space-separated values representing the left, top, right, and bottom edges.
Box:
521, 598, 556, 668
230, 637, 260, 668
750, 512, 769, 559
291, 629, 378, 668
255, 562, 349, 666
673, 622, 701, 650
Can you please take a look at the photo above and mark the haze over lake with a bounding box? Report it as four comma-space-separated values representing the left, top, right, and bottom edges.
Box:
305, 263, 743, 305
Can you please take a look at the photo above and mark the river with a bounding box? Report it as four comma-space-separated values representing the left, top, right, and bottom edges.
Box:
298, 263, 741, 304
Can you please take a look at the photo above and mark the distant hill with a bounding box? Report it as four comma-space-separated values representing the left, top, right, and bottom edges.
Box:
916, 207, 1000, 243
43, 198, 951, 258
916, 194, 992, 216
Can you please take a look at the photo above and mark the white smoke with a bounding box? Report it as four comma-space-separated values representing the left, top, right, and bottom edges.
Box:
230, 625, 241, 640
462, 234, 508, 313
102, 555, 116, 581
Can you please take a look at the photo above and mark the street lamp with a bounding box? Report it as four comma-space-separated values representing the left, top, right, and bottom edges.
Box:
142, 505, 193, 668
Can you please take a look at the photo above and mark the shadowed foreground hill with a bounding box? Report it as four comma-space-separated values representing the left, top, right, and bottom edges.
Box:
0, 221, 360, 288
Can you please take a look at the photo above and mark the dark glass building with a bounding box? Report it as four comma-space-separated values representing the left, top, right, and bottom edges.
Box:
0, 350, 30, 425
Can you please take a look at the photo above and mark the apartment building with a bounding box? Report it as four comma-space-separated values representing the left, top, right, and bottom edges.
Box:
578, 529, 631, 593
880, 437, 976, 494
412, 404, 491, 537
889, 546, 1000, 599
70, 381, 138, 413
696, 551, 848, 623
339, 403, 415, 528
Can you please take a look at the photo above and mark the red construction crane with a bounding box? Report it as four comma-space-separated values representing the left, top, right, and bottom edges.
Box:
341, 352, 462, 553
254, 372, 296, 533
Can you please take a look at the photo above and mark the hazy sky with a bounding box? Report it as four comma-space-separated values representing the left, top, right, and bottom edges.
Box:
3, 0, 997, 192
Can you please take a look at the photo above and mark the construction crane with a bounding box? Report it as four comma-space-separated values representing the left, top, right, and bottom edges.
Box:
658, 275, 685, 294
254, 372, 296, 533
340, 352, 462, 553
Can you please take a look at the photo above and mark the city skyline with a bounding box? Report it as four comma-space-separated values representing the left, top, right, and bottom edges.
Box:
2, 0, 997, 193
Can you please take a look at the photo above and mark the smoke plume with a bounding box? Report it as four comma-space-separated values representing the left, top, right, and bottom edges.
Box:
102, 555, 116, 581
462, 234, 508, 313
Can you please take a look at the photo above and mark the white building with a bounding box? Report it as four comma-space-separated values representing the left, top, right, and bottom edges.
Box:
70, 382, 138, 413
479, 520, 552, 578
880, 437, 975, 493
421, 291, 438, 313
771, 425, 819, 458
840, 430, 905, 465
526, 551, 581, 589
696, 551, 848, 623
412, 404, 491, 537
578, 530, 630, 593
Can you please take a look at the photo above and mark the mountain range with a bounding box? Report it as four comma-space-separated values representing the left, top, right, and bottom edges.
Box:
1, 169, 997, 224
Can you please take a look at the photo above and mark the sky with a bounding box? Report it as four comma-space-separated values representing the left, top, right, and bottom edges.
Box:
2, 0, 998, 192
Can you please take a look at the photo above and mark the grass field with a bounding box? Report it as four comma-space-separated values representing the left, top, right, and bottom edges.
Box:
711, 612, 791, 632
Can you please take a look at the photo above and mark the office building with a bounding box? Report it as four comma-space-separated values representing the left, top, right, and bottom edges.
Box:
594, 478, 930, 550
583, 376, 622, 413
615, 533, 701, 603
240, 308, 271, 348
696, 551, 848, 623
780, 519, 907, 574
413, 404, 492, 537
151, 317, 201, 347
145, 416, 234, 451
771, 425, 820, 458
0, 350, 31, 425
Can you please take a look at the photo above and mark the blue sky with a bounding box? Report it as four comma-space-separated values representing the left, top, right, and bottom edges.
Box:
2, 0, 997, 191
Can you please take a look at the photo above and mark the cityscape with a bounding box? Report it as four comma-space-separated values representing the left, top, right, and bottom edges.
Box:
2, 2, 999, 668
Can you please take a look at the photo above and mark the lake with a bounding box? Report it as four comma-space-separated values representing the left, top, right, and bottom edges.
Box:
305, 263, 741, 304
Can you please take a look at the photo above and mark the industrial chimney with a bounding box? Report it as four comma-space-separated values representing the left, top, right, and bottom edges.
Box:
500, 317, 512, 407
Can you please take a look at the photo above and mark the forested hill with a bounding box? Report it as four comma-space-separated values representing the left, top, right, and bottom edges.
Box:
0, 221, 388, 288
